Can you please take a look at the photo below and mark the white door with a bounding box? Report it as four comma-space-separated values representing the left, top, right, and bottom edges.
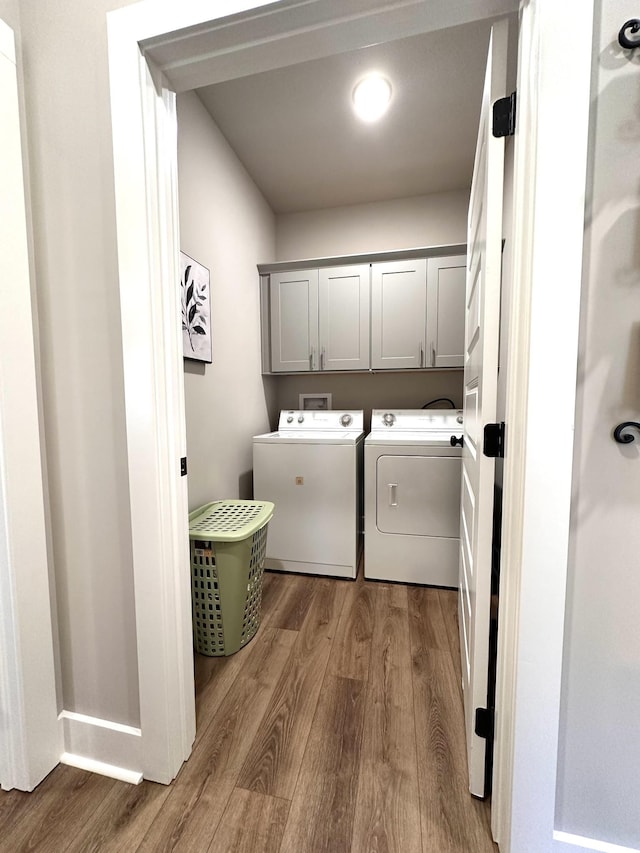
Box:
319, 265, 369, 370
371, 259, 427, 369
270, 269, 319, 372
459, 20, 507, 798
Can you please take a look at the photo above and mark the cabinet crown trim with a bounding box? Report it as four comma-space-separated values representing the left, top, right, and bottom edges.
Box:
258, 243, 466, 275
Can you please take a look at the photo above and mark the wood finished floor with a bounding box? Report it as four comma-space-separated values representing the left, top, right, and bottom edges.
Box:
0, 568, 497, 852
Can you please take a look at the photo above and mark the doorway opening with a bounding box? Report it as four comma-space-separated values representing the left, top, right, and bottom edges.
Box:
108, 2, 594, 849
173, 6, 515, 810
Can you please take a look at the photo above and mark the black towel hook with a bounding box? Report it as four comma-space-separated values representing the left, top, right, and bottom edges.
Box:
613, 421, 640, 444
619, 19, 640, 50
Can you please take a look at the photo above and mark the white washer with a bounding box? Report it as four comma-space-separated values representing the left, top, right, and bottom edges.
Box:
253, 410, 364, 579
364, 409, 463, 587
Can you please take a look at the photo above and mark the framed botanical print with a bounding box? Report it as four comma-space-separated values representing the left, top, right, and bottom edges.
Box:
180, 251, 212, 363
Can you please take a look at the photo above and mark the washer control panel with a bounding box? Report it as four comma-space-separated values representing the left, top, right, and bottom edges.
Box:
278, 410, 363, 431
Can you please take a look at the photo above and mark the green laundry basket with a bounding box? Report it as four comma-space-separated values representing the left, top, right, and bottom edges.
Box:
188, 500, 274, 656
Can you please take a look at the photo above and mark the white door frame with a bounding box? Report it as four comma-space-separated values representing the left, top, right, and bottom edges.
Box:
0, 17, 61, 792
107, 2, 594, 849
492, 2, 595, 851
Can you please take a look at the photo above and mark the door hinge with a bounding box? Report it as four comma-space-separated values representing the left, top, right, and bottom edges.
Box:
475, 707, 494, 740
492, 91, 516, 137
180, 457, 188, 477
483, 422, 505, 458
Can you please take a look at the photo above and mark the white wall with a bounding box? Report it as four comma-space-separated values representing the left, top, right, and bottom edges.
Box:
177, 91, 277, 510
556, 2, 640, 847
275, 189, 469, 260
19, 0, 141, 727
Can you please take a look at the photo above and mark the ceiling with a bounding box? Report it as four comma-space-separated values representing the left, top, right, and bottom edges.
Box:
195, 18, 498, 214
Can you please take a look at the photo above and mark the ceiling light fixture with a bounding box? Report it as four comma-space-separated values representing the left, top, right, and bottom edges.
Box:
352, 74, 392, 122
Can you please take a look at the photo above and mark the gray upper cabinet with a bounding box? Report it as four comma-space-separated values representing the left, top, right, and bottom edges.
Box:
270, 264, 369, 372
270, 269, 319, 372
371, 259, 427, 369
265, 250, 465, 373
319, 265, 370, 371
426, 255, 466, 368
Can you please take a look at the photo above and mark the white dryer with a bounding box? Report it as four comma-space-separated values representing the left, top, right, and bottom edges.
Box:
253, 410, 364, 579
364, 409, 463, 587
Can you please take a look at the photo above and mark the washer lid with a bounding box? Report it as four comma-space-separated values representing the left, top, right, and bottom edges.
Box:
253, 430, 363, 445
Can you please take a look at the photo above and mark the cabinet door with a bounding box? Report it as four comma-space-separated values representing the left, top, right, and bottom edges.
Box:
426, 255, 466, 368
270, 269, 319, 372
318, 265, 370, 371
371, 259, 427, 369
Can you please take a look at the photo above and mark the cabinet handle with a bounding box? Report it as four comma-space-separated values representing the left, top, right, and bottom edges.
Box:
430, 343, 436, 367
321, 347, 325, 371
419, 343, 424, 368
309, 348, 315, 370
388, 484, 398, 507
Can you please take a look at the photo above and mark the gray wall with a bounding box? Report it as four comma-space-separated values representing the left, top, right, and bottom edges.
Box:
556, 1, 640, 846
274, 190, 467, 423
19, 0, 141, 726
177, 92, 277, 510
0, 0, 19, 30
276, 189, 469, 261
275, 372, 462, 431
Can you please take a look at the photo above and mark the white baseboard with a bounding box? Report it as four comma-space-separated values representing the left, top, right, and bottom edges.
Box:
59, 711, 142, 784
554, 831, 640, 853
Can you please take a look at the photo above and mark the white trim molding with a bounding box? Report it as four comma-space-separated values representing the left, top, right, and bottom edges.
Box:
554, 832, 640, 853
139, 0, 519, 93
492, 1, 595, 851
59, 711, 142, 785
0, 16, 61, 793
106, 23, 195, 783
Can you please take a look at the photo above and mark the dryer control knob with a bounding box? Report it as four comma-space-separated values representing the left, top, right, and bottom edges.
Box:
456, 413, 463, 424
383, 412, 396, 427
340, 414, 353, 427
297, 415, 304, 423
287, 416, 294, 423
